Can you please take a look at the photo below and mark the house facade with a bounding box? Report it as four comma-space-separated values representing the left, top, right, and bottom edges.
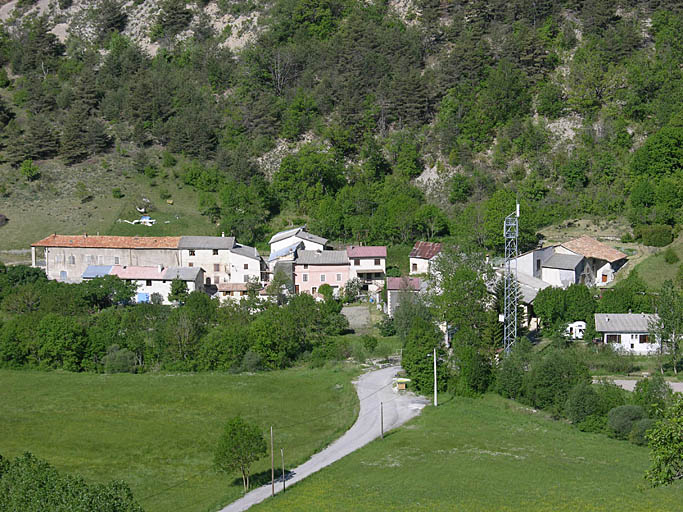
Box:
347, 246, 387, 292
594, 313, 660, 354
82, 264, 203, 304
409, 241, 442, 275
269, 227, 327, 255
562, 236, 627, 287
32, 235, 181, 283
386, 277, 421, 317
293, 250, 349, 297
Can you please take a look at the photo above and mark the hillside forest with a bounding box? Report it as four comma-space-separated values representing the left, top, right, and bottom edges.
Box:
0, 0, 680, 251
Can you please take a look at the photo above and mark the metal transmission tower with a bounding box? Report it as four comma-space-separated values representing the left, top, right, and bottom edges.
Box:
503, 204, 520, 354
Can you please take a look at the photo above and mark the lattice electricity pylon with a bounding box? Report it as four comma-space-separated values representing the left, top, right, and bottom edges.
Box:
503, 205, 519, 354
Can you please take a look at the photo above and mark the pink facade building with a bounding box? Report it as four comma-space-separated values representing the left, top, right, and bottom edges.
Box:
293, 250, 350, 297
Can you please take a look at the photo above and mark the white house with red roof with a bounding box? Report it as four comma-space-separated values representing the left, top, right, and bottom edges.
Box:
347, 245, 387, 293
409, 241, 442, 275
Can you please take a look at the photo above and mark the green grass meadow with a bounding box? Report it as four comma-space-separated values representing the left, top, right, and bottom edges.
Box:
256, 394, 682, 512
633, 234, 683, 290
0, 368, 359, 512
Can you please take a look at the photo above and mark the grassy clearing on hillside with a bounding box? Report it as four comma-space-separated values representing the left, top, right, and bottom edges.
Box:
0, 153, 215, 256
632, 234, 683, 290
256, 394, 681, 512
0, 367, 359, 512
387, 244, 412, 275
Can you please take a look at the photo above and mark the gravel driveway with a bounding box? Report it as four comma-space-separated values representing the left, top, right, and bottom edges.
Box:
219, 366, 428, 512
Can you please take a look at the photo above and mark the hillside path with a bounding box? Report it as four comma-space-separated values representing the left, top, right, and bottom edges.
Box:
218, 365, 428, 512
610, 379, 683, 393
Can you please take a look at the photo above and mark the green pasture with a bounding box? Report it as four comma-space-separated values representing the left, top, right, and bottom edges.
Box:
257, 394, 681, 512
633, 234, 683, 290
0, 367, 359, 512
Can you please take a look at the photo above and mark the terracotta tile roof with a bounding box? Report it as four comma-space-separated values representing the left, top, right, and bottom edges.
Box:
32, 234, 181, 249
346, 246, 387, 258
562, 236, 627, 263
409, 241, 442, 260
386, 277, 421, 291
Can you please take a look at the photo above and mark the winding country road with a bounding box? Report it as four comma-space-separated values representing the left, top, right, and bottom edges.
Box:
219, 365, 429, 512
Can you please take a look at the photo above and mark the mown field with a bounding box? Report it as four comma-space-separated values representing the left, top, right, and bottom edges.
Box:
633, 233, 683, 291
0, 367, 359, 512
256, 394, 682, 512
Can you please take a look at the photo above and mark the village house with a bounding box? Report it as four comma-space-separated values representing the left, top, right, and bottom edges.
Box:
409, 241, 442, 275
562, 236, 627, 286
347, 246, 387, 293
178, 235, 266, 287
293, 250, 349, 297
385, 277, 422, 317
31, 234, 265, 287
32, 234, 181, 283
82, 264, 203, 304
594, 313, 660, 354
269, 227, 327, 255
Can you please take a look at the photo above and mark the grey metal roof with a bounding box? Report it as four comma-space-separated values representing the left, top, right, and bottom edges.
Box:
162, 267, 202, 281
542, 253, 583, 270
295, 250, 348, 265
269, 227, 327, 246
516, 272, 551, 303
268, 241, 303, 261
178, 236, 235, 250
82, 265, 112, 279
595, 313, 658, 333
231, 244, 260, 260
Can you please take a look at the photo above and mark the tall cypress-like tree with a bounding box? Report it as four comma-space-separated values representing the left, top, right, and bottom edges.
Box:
60, 101, 90, 164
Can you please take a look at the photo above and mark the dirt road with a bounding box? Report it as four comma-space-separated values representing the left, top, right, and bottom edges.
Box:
219, 366, 428, 512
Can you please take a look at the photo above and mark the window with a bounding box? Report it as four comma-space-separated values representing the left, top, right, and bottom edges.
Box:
320, 274, 326, 282
606, 335, 619, 344
631, 344, 634, 349
68, 255, 75, 265
336, 273, 342, 281
354, 259, 360, 266
303, 274, 308, 282
114, 256, 120, 265
243, 275, 248, 282
312, 287, 317, 295
374, 258, 380, 266
189, 250, 195, 256
215, 276, 220, 285
213, 249, 219, 255
304, 264, 308, 270
412, 263, 417, 272
146, 280, 152, 286
222, 291, 228, 296
188, 262, 193, 267
213, 264, 220, 272
639, 334, 650, 344
244, 263, 249, 270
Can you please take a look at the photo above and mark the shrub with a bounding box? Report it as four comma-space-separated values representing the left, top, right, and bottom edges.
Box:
607, 405, 646, 439
162, 151, 177, 167
452, 345, 493, 396
620, 232, 634, 243
374, 341, 393, 360
240, 350, 263, 372
523, 349, 591, 412
350, 340, 368, 363
377, 317, 396, 336
565, 382, 602, 424
20, 159, 40, 181
635, 224, 673, 247
594, 379, 628, 414
629, 418, 655, 446
663, 247, 679, 264
496, 337, 533, 400
578, 414, 608, 433
102, 344, 136, 373
632, 374, 673, 418
112, 187, 124, 198
361, 334, 378, 353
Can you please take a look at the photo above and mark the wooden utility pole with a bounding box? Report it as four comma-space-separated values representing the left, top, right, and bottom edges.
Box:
270, 426, 274, 497
281, 448, 285, 493
380, 401, 384, 439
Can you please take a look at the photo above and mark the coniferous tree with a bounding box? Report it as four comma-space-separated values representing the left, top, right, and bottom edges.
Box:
60, 102, 90, 164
